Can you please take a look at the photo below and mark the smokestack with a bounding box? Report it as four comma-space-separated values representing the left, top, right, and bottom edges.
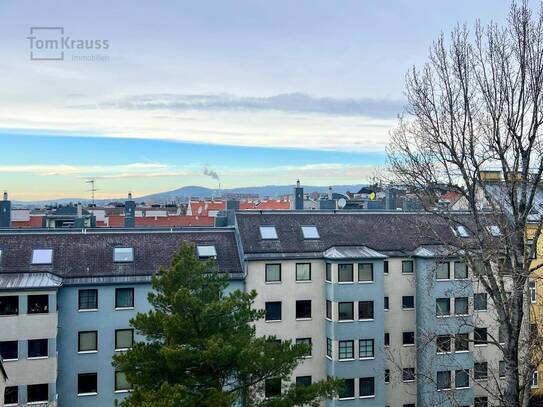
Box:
0, 191, 11, 228
124, 192, 136, 228
294, 180, 304, 210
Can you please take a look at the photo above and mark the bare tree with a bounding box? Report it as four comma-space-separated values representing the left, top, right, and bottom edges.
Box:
387, 2, 543, 406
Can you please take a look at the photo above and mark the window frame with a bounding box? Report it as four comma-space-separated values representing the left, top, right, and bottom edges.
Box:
358, 300, 374, 321
259, 226, 278, 240
265, 301, 282, 322
402, 260, 414, 274
295, 263, 311, 282
436, 298, 451, 317
358, 339, 374, 359
325, 263, 332, 282
437, 370, 451, 391
455, 333, 470, 352
78, 289, 98, 311
474, 362, 488, 380
436, 335, 451, 354
338, 264, 354, 283
402, 295, 415, 310
295, 300, 312, 320
474, 293, 487, 311
436, 262, 450, 280
28, 338, 48, 359
359, 377, 375, 398
338, 378, 355, 400
4, 385, 18, 405
27, 294, 49, 314
338, 340, 354, 360
115, 329, 134, 351
114, 371, 132, 393
113, 247, 134, 263
0, 340, 18, 361
358, 263, 374, 283
264, 377, 281, 398
78, 330, 98, 353
265, 263, 282, 283
402, 367, 416, 382
402, 331, 415, 346
301, 225, 319, 239
77, 372, 98, 396
115, 287, 135, 309
455, 369, 470, 389
474, 327, 488, 346
454, 261, 468, 279
27, 383, 48, 403
454, 297, 469, 316
295, 337, 312, 358
338, 302, 354, 321
31, 249, 53, 265
0, 295, 18, 316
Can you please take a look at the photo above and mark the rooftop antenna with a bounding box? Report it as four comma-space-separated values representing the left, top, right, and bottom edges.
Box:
86, 179, 99, 205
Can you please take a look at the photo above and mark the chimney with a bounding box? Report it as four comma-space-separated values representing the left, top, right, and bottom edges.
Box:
0, 192, 11, 228
328, 186, 333, 200
294, 180, 304, 210
74, 203, 85, 228
124, 192, 136, 228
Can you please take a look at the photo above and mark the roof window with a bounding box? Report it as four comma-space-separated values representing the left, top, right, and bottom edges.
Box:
260, 226, 278, 240
114, 247, 134, 263
301, 226, 320, 239
32, 249, 52, 265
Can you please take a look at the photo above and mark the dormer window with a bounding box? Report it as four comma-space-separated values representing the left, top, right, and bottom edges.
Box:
487, 225, 502, 237
301, 226, 319, 239
197, 245, 217, 259
32, 249, 52, 265
452, 225, 469, 237
260, 226, 278, 240
114, 247, 134, 263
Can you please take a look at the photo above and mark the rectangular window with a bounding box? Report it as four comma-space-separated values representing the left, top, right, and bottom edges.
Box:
326, 300, 332, 319
359, 339, 374, 358
384, 260, 389, 274
265, 378, 281, 397
474, 293, 487, 311
402, 260, 414, 273
436, 335, 451, 353
454, 262, 468, 279
296, 338, 312, 357
4, 386, 18, 405
295, 300, 311, 319
384, 296, 389, 311
265, 264, 281, 282
455, 333, 469, 352
115, 288, 134, 308
533, 370, 539, 388
295, 263, 311, 281
454, 297, 468, 315
28, 339, 48, 358
79, 289, 98, 310
32, 249, 52, 265
499, 361, 506, 378
0, 341, 18, 360
78, 331, 98, 352
403, 368, 415, 382
338, 340, 354, 360
384, 333, 390, 346
338, 264, 354, 282
499, 326, 506, 344
358, 301, 374, 320
196, 245, 216, 259
0, 296, 18, 315
115, 329, 134, 350
437, 371, 451, 390
436, 262, 450, 279
301, 226, 319, 239
530, 281, 537, 303
326, 338, 332, 358
113, 247, 134, 262
403, 331, 415, 346
27, 384, 48, 403
265, 302, 282, 321
436, 298, 450, 316
474, 362, 488, 380
339, 378, 354, 399
402, 296, 414, 309
28, 294, 48, 314
455, 369, 470, 388
358, 263, 373, 282
474, 328, 487, 346
325, 263, 332, 282
474, 397, 488, 407
295, 376, 312, 387
359, 377, 375, 397
260, 226, 278, 240
338, 302, 354, 321
385, 369, 390, 383
115, 371, 131, 392
78, 373, 98, 395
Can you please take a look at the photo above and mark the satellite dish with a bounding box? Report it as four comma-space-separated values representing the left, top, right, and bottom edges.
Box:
338, 198, 346, 209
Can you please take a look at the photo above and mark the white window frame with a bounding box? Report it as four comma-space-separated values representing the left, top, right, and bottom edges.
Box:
31, 249, 53, 265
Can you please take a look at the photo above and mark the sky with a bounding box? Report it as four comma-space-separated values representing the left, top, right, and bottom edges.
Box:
0, 0, 519, 200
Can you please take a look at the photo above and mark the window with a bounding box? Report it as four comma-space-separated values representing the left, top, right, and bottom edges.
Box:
265, 264, 281, 282
78, 373, 98, 395
454, 297, 468, 315
384, 296, 389, 310
533, 370, 539, 388
115, 371, 131, 392
115, 288, 134, 308
402, 296, 414, 310
28, 294, 48, 314
260, 226, 278, 240
384, 369, 390, 383
499, 361, 506, 378
436, 298, 450, 316
403, 331, 415, 346
437, 335, 451, 353
0, 296, 18, 315
325, 263, 332, 282
196, 245, 216, 258
455, 333, 469, 352
437, 371, 451, 390
487, 225, 502, 236
78, 331, 98, 352
338, 340, 354, 360
4, 386, 18, 405
296, 376, 312, 387
384, 260, 389, 274
455, 369, 470, 388
338, 378, 354, 399
115, 329, 134, 350
530, 281, 537, 303
474, 293, 487, 311
79, 289, 98, 310
27, 384, 48, 402
358, 263, 373, 282
359, 339, 374, 358
295, 263, 311, 281
384, 333, 390, 346
403, 368, 416, 382
296, 338, 312, 357
358, 301, 374, 320
296, 300, 311, 319
265, 378, 281, 397
326, 338, 332, 358
454, 262, 468, 279
402, 260, 414, 273
453, 225, 469, 237
474, 362, 488, 380
338, 302, 354, 320
113, 247, 133, 262
436, 262, 450, 279
31, 249, 52, 264
265, 302, 281, 321
474, 397, 488, 407
474, 328, 487, 346
326, 300, 332, 319
301, 226, 319, 239
359, 377, 375, 397
338, 264, 354, 282
0, 341, 17, 360
498, 326, 505, 344
28, 339, 48, 358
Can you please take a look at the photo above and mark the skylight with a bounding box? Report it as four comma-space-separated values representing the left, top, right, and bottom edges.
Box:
197, 245, 217, 258
32, 249, 53, 265
114, 247, 134, 262
487, 225, 502, 237
451, 225, 469, 238
302, 226, 320, 239
260, 226, 278, 240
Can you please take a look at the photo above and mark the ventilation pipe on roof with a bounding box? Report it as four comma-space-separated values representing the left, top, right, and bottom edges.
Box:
124, 192, 136, 228
0, 191, 11, 228
294, 180, 304, 210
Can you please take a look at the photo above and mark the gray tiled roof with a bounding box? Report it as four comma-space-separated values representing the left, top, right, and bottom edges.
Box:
0, 228, 242, 279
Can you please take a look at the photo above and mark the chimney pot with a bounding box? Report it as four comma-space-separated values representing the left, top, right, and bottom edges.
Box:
3, 192, 7, 201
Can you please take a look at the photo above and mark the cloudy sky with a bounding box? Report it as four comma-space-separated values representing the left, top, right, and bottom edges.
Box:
0, 0, 516, 200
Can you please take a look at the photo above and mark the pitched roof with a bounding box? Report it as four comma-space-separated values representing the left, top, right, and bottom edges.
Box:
106, 215, 213, 228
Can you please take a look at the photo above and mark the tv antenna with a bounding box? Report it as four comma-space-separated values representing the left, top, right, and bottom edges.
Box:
86, 179, 99, 205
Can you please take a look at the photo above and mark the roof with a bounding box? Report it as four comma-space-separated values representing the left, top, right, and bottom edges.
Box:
323, 246, 387, 259
106, 215, 213, 228
0, 272, 63, 290
0, 228, 242, 279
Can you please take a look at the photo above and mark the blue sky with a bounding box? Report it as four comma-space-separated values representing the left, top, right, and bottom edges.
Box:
0, 0, 518, 199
